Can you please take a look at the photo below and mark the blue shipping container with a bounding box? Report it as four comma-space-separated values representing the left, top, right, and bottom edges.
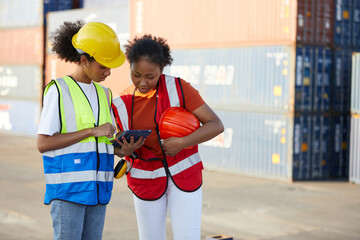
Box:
310, 114, 331, 179
331, 114, 350, 178
293, 113, 312, 180
334, 0, 352, 48
295, 46, 313, 112
313, 47, 332, 112
333, 50, 352, 113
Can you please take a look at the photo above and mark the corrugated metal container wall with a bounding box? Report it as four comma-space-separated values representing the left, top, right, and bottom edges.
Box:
199, 110, 294, 181
293, 113, 312, 179
0, 66, 42, 101
0, 27, 44, 65
310, 114, 331, 178
294, 46, 332, 113
0, 0, 43, 28
333, 50, 352, 113
331, 114, 350, 178
313, 47, 332, 112
349, 115, 360, 184
46, 4, 130, 55
292, 113, 332, 180
351, 53, 360, 114
352, 0, 360, 49
0, 99, 40, 137
164, 46, 296, 113
334, 0, 357, 48
130, 0, 298, 49
296, 0, 334, 46
44, 55, 131, 96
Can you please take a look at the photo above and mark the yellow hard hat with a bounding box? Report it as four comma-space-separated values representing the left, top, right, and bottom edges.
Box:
72, 22, 125, 68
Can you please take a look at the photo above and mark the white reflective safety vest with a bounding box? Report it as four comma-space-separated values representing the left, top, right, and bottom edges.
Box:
42, 76, 114, 205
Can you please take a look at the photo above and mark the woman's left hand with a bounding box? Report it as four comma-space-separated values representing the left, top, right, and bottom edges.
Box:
161, 137, 184, 157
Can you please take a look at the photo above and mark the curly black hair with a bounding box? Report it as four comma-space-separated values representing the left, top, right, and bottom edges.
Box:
50, 20, 93, 64
124, 34, 173, 68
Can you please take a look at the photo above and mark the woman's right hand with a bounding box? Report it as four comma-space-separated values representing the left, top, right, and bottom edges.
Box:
113, 136, 145, 158
93, 122, 116, 138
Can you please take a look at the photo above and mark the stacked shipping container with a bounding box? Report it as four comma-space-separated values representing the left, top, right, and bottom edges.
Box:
136, 0, 354, 181
0, 0, 75, 137
0, 0, 44, 136
349, 53, 360, 184
1, 0, 357, 182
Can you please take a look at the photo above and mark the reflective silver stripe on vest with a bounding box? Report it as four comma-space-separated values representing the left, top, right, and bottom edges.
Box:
112, 96, 129, 130
45, 170, 113, 184
43, 142, 96, 157
129, 152, 201, 179
97, 171, 114, 182
56, 78, 78, 132
165, 75, 180, 107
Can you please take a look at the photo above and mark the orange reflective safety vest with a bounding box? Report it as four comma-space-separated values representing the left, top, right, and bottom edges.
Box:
112, 74, 203, 200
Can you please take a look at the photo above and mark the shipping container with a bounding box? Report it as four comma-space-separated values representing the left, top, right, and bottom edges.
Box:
199, 110, 294, 181
295, 46, 332, 113
295, 46, 313, 112
313, 47, 332, 112
331, 114, 350, 178
130, 0, 298, 49
333, 50, 352, 113
0, 0, 43, 28
0, 99, 40, 137
292, 113, 332, 180
351, 53, 360, 114
46, 5, 130, 55
296, 0, 334, 46
310, 114, 331, 179
349, 114, 360, 184
352, 0, 360, 49
0, 27, 44, 65
293, 113, 312, 179
0, 65, 42, 101
333, 0, 360, 49
44, 54, 131, 96
164, 46, 296, 113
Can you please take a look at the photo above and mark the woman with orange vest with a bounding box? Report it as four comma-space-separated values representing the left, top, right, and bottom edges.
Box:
112, 34, 224, 240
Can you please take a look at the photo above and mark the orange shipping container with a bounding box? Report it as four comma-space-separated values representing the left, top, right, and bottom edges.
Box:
130, 0, 298, 49
44, 54, 131, 96
0, 27, 43, 65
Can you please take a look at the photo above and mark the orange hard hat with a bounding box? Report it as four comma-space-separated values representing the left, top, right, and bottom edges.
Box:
159, 107, 200, 140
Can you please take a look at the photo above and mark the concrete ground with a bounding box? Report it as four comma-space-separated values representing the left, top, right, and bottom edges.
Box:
0, 134, 360, 240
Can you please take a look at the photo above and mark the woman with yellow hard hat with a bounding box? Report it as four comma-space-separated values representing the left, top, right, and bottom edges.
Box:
112, 34, 224, 240
37, 21, 143, 240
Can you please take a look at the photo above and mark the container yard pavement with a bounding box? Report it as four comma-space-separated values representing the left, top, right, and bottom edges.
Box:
1, 134, 360, 240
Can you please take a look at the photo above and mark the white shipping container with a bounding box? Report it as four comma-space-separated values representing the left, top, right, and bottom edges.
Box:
351, 53, 360, 114
349, 115, 360, 184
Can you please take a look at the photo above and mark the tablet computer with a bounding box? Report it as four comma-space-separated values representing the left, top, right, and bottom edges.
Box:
113, 130, 152, 147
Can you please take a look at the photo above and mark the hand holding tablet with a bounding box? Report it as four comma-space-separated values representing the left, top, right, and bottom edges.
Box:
113, 130, 152, 147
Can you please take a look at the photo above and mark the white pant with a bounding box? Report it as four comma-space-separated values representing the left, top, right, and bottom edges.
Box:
133, 178, 202, 240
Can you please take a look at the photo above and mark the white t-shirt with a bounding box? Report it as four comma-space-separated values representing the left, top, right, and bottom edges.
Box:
38, 81, 115, 136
